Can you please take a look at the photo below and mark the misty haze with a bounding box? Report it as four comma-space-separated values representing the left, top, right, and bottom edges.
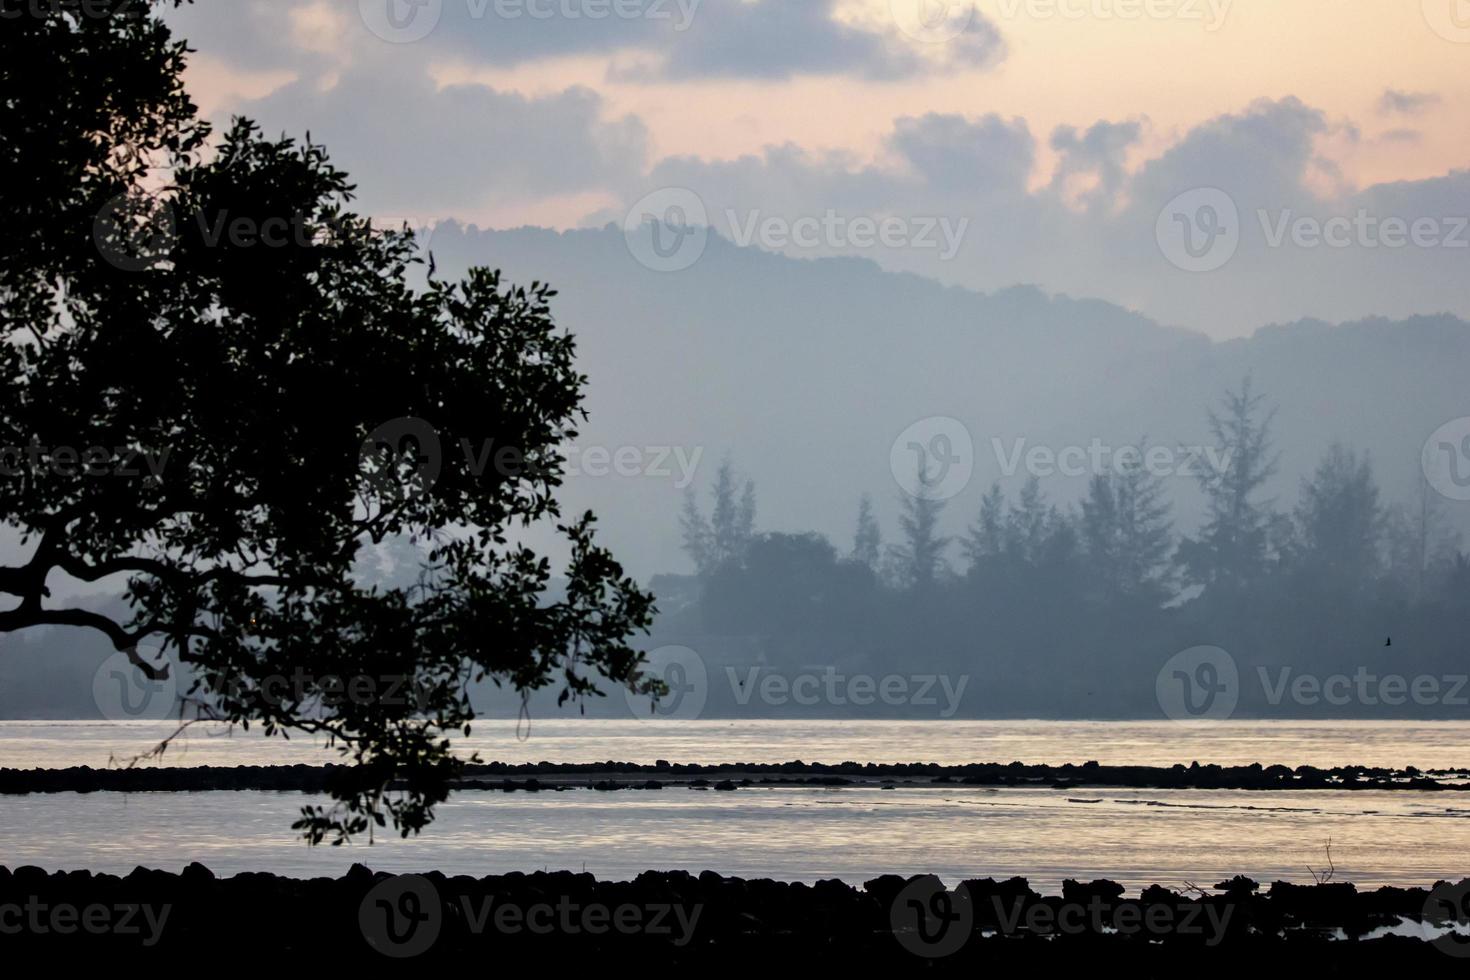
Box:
2, 0, 1469, 968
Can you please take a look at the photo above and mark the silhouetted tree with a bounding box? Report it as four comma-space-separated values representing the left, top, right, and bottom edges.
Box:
1383, 472, 1461, 603
1, 3, 656, 843
1006, 476, 1059, 567
737, 477, 757, 547
1178, 378, 1281, 593
887, 455, 950, 591
1080, 443, 1174, 604
852, 493, 881, 569
1291, 444, 1383, 591
681, 457, 757, 575
963, 482, 1007, 571
679, 488, 712, 573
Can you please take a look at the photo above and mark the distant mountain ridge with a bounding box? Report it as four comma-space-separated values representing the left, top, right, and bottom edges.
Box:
3, 224, 1467, 720
421, 222, 1470, 577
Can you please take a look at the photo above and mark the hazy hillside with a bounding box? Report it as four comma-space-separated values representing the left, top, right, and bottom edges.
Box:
5, 224, 1467, 721
423, 222, 1470, 577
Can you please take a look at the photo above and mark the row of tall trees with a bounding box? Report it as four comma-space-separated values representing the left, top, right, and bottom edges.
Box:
831, 380, 1462, 609
667, 383, 1468, 708
677, 384, 1464, 610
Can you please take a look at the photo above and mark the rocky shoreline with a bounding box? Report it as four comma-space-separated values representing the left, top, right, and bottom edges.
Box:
1, 862, 1467, 966
1, 759, 1466, 795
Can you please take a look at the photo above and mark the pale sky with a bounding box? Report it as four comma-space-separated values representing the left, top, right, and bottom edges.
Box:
167, 0, 1470, 336
429, 0, 1470, 190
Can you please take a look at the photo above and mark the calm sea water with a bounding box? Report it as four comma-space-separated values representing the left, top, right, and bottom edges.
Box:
5, 718, 1470, 769
1, 720, 1467, 888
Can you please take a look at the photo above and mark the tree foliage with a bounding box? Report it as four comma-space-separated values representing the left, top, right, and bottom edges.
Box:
680, 457, 756, 576
851, 494, 881, 569
1, 1, 656, 842
1178, 377, 1281, 593
887, 454, 950, 591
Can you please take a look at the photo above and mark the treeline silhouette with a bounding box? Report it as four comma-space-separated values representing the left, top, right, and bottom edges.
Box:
661, 381, 1470, 718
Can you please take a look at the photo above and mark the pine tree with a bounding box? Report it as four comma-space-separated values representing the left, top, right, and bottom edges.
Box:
1008, 476, 1052, 566
888, 455, 950, 590
1082, 443, 1175, 603
1384, 472, 1461, 602
737, 478, 757, 546
709, 458, 741, 565
964, 482, 1007, 572
682, 457, 757, 575
679, 488, 712, 574
1292, 443, 1383, 590
853, 494, 881, 568
1179, 377, 1281, 592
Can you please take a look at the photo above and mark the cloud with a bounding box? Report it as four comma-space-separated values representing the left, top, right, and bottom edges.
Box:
167, 0, 333, 70
157, 1, 1469, 337
1049, 120, 1144, 207
609, 98, 1468, 336
259, 0, 1008, 81
1126, 98, 1329, 208
889, 114, 1035, 196
619, 0, 1005, 81
231, 59, 648, 215
1378, 88, 1442, 116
